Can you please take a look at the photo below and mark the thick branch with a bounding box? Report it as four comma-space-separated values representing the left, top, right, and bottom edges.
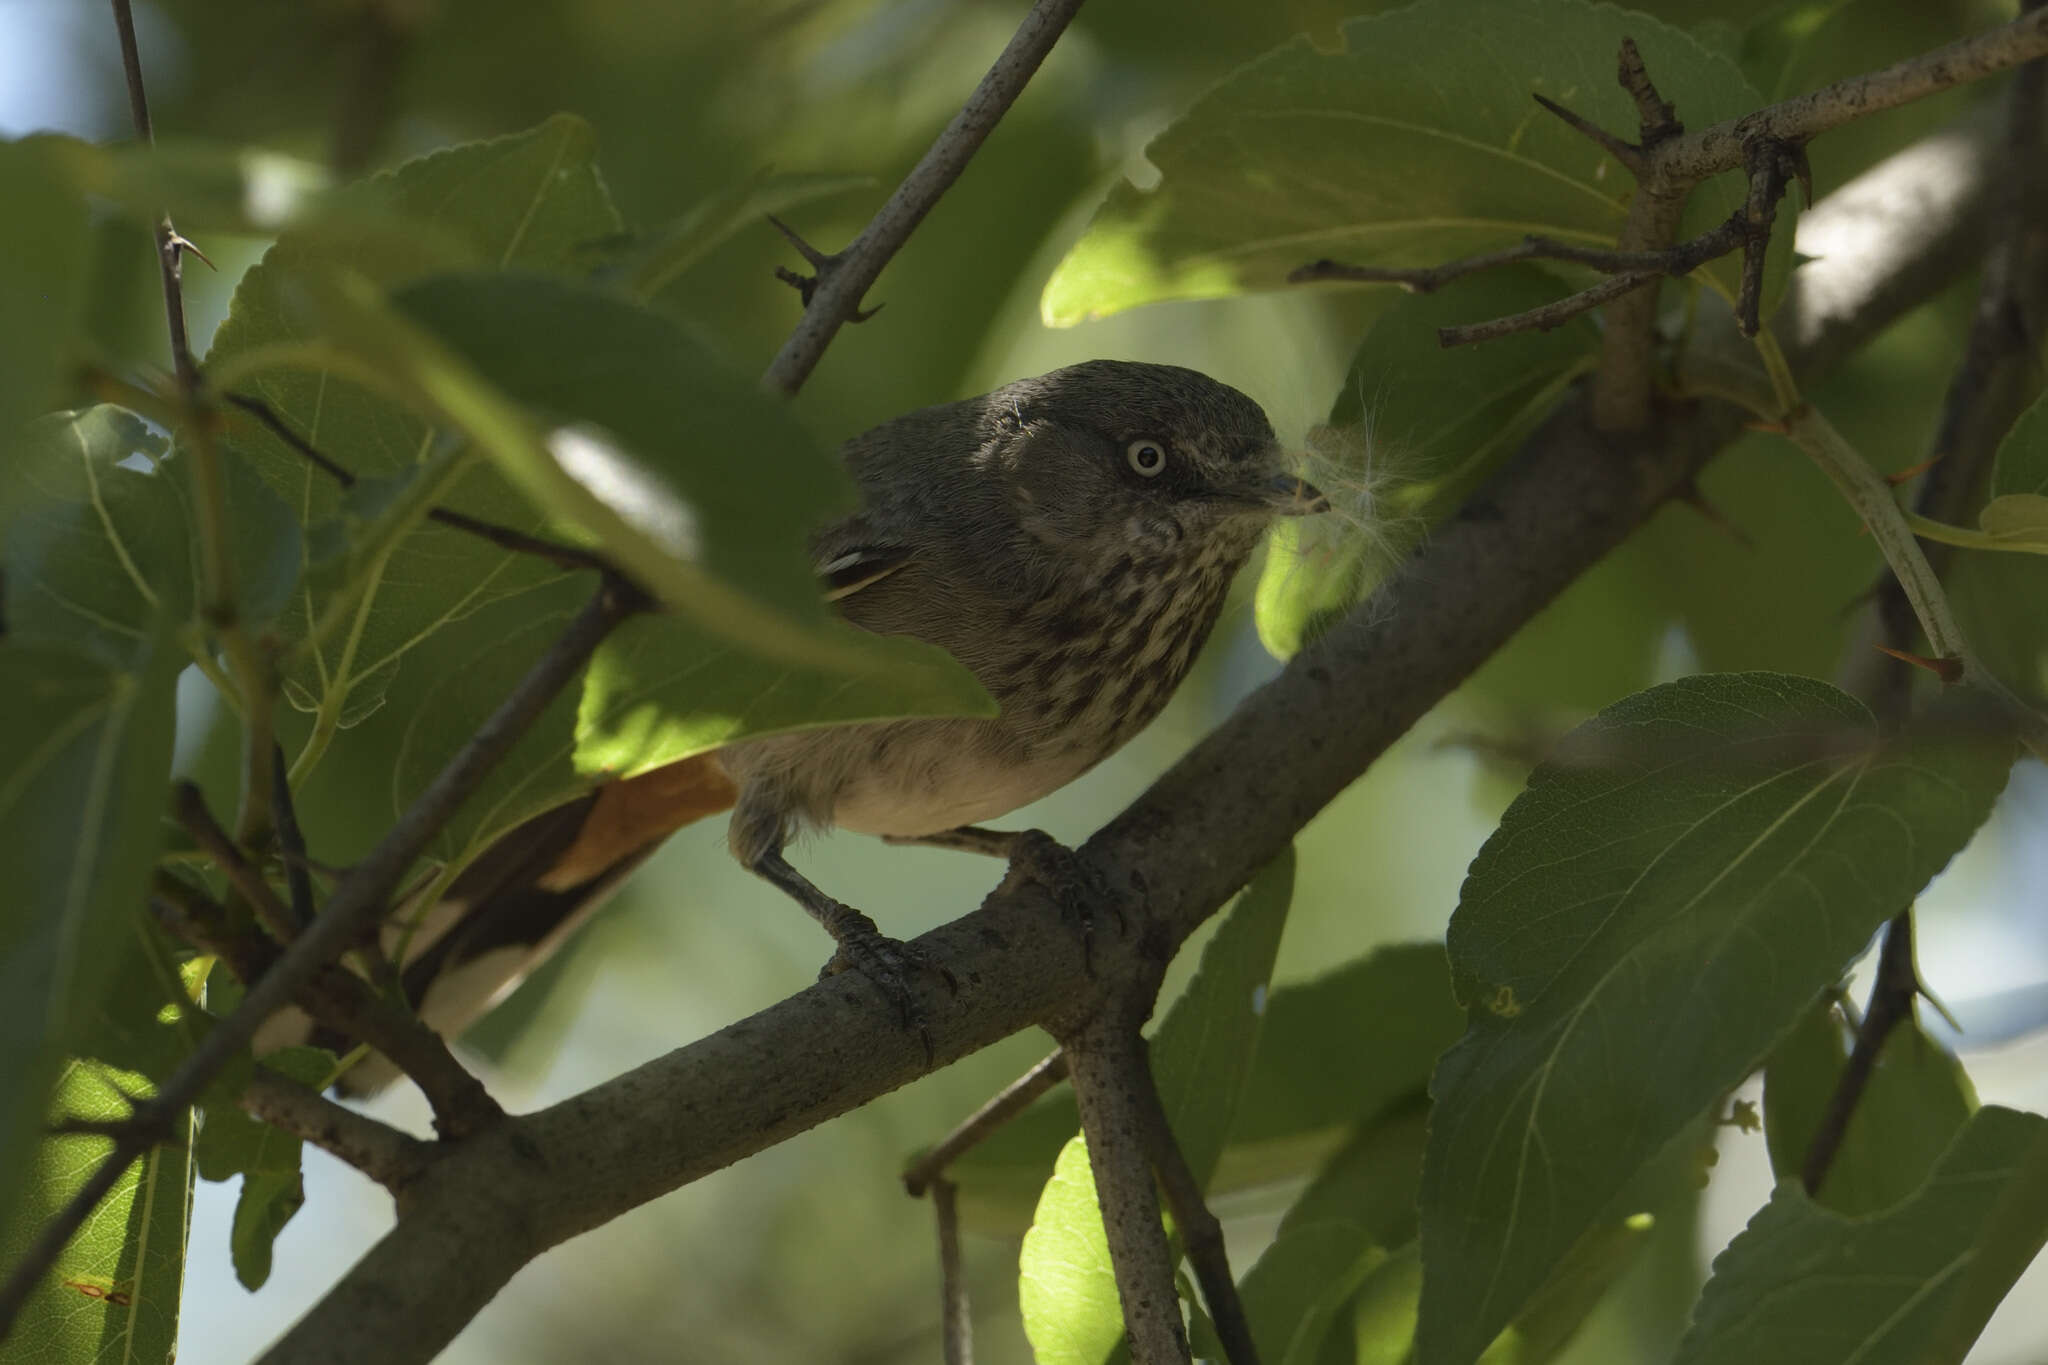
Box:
256, 108, 2016, 1365
759, 0, 1088, 394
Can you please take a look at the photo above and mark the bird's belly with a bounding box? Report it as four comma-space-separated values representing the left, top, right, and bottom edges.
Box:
825, 735, 1093, 839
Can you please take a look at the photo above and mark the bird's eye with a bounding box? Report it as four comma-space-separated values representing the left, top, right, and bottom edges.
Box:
1125, 437, 1169, 477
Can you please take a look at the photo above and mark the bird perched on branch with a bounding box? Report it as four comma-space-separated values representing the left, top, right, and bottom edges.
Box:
271, 360, 1324, 1088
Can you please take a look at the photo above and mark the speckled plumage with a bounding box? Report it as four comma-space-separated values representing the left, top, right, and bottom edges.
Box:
718, 359, 1306, 866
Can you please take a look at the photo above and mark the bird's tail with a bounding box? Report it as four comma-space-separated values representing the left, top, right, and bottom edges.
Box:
254, 753, 739, 1094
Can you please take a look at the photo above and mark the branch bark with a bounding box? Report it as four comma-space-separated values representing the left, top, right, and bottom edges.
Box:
252, 107, 2018, 1365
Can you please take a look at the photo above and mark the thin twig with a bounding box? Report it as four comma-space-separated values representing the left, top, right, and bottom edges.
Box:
241, 1067, 434, 1194
931, 1179, 972, 1365
222, 392, 616, 576
903, 1051, 1067, 1196
151, 873, 502, 1139
1801, 912, 1919, 1194
272, 743, 316, 932
171, 781, 300, 944
1132, 1053, 1259, 1365
760, 0, 1089, 394
1439, 270, 1659, 346
1061, 1021, 1191, 1365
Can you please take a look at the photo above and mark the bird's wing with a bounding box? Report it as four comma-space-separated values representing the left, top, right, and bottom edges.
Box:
814, 515, 917, 603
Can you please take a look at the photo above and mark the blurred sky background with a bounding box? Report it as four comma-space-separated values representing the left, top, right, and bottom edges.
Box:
5, 0, 2045, 1359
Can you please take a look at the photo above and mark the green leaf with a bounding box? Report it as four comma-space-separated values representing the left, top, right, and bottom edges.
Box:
1019, 1136, 1125, 1365
624, 169, 874, 300
206, 1048, 330, 1291
0, 406, 302, 662
230, 1170, 304, 1293
1044, 0, 1783, 326
1012, 854, 1294, 1362
0, 1063, 192, 1365
1762, 1002, 1975, 1216
0, 138, 91, 441
1419, 673, 2012, 1365
1222, 942, 1461, 1183
1245, 1224, 1389, 1365
1991, 390, 2048, 497
1672, 1106, 2048, 1365
1951, 391, 2048, 701
202, 115, 622, 752
1976, 493, 2048, 550
0, 632, 181, 1247
1149, 847, 1295, 1186
1236, 1104, 1431, 1365
386, 271, 982, 676
1345, 1197, 1649, 1365
1257, 267, 1596, 657
573, 611, 997, 782
949, 939, 1456, 1233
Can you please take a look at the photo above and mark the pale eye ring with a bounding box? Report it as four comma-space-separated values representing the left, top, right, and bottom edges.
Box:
1125, 437, 1168, 477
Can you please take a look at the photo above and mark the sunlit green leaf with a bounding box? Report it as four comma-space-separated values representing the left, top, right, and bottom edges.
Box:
0, 1064, 192, 1365
1044, 0, 1783, 326
0, 632, 181, 1247
1673, 1106, 2048, 1365
1257, 267, 1596, 657
1420, 673, 2012, 1365
1019, 1136, 1124, 1365
1762, 1003, 1974, 1216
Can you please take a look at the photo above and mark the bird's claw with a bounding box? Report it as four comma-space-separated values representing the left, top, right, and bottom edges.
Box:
1001, 829, 1119, 973
820, 911, 953, 1064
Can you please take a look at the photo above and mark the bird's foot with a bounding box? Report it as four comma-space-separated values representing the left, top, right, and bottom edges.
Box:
999, 829, 1119, 973
818, 906, 954, 1064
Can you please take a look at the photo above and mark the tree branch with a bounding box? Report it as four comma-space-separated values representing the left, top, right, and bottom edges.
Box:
903, 1050, 1067, 1197
241, 1068, 434, 1195
759, 0, 1089, 395
248, 104, 2022, 1365
1805, 12, 2048, 1194
1061, 1021, 1190, 1365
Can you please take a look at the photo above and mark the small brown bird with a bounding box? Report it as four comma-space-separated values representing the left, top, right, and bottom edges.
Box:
272, 360, 1323, 1086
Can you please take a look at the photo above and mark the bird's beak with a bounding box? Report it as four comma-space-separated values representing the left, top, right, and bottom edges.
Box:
1262, 472, 1328, 516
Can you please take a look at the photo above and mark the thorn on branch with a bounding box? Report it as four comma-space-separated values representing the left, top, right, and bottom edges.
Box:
1532, 92, 1646, 176
1873, 645, 1966, 683
767, 216, 884, 322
